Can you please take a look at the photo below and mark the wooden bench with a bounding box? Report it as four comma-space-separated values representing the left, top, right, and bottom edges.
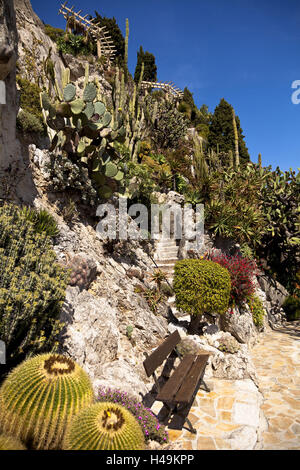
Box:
143, 330, 211, 434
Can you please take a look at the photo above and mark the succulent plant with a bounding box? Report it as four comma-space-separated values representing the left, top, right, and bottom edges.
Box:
41, 64, 127, 200
67, 254, 97, 290
63, 402, 145, 450
0, 354, 94, 449
0, 434, 26, 450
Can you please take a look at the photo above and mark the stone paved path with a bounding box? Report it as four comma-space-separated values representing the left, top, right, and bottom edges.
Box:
154, 322, 300, 450
251, 322, 300, 450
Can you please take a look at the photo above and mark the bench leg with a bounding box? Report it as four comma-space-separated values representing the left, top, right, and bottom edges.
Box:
201, 378, 211, 392
185, 416, 197, 434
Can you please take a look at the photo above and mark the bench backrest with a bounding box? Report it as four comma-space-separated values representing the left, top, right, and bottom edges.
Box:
143, 330, 181, 377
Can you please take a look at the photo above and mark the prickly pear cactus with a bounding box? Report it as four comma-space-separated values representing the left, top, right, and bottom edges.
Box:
40, 64, 126, 200
63, 402, 145, 450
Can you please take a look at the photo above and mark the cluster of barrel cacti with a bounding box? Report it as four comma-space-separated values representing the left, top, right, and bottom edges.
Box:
40, 65, 126, 199
0, 354, 145, 451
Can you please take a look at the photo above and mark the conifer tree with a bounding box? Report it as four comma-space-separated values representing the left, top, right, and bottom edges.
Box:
134, 46, 157, 83
208, 98, 250, 164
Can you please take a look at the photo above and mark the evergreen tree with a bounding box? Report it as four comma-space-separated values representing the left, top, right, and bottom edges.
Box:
208, 98, 250, 164
134, 46, 157, 83
93, 12, 125, 66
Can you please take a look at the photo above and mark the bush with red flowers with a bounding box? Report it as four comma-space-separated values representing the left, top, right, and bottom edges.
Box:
206, 250, 258, 305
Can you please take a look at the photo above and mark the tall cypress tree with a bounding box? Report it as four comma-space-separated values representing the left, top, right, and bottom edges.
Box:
134, 46, 157, 83
208, 98, 250, 164
93, 12, 125, 66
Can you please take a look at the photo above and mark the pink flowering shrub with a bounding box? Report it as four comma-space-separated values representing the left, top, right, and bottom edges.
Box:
97, 387, 169, 444
206, 250, 258, 305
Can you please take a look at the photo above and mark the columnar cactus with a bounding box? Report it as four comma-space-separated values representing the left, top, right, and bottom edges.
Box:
64, 402, 145, 450
0, 354, 94, 450
0, 434, 26, 450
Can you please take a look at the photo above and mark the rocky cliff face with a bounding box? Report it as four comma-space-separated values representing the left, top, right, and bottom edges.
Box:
0, 0, 19, 171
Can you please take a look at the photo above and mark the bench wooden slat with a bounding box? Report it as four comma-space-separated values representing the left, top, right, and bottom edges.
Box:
143, 330, 181, 377
156, 354, 196, 402
174, 355, 209, 405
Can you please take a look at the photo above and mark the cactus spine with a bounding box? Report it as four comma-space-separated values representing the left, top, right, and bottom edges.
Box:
64, 402, 145, 450
0, 354, 94, 449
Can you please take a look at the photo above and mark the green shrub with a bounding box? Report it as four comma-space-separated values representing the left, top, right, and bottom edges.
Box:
248, 295, 265, 328
0, 203, 69, 377
283, 296, 300, 321
17, 110, 44, 134
0, 354, 94, 449
44, 24, 65, 43
173, 259, 231, 317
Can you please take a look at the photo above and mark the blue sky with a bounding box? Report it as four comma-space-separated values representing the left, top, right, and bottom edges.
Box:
31, 0, 300, 171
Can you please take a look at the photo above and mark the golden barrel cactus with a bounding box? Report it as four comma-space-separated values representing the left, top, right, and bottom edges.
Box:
0, 433, 26, 450
0, 354, 94, 449
64, 402, 145, 450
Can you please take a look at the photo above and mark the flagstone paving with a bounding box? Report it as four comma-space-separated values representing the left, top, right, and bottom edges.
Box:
251, 322, 300, 450
152, 322, 300, 450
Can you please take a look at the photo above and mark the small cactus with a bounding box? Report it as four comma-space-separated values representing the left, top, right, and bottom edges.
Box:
67, 254, 97, 290
0, 354, 94, 450
0, 434, 26, 450
64, 402, 145, 450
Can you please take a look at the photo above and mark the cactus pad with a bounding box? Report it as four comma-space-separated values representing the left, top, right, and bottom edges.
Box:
83, 102, 95, 119
94, 101, 106, 117
0, 354, 94, 450
101, 111, 112, 127
83, 83, 97, 102
63, 83, 76, 102
64, 402, 145, 450
105, 162, 118, 178
70, 99, 85, 115
98, 185, 113, 199
114, 170, 125, 181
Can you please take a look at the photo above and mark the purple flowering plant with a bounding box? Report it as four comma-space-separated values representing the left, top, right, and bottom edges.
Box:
97, 387, 169, 444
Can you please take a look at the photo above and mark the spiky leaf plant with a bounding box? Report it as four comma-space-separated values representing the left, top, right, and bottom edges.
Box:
0, 434, 26, 450
0, 354, 94, 450
0, 203, 68, 377
64, 402, 145, 450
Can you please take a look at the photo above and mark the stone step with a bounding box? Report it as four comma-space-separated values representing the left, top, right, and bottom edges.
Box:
156, 240, 178, 247
156, 253, 178, 261
155, 258, 178, 266
157, 247, 179, 255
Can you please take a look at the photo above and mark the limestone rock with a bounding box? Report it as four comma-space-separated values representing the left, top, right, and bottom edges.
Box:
220, 305, 258, 346
257, 275, 289, 307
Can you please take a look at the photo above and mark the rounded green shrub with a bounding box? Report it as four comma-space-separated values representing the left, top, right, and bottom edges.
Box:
64, 402, 145, 450
173, 259, 231, 317
0, 203, 68, 375
0, 354, 94, 450
283, 296, 300, 321
0, 433, 26, 450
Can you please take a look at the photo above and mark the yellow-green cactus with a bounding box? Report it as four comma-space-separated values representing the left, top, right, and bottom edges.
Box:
0, 354, 94, 450
64, 402, 145, 450
0, 434, 26, 450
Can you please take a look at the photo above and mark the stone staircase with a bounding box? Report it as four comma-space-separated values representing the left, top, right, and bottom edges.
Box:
153, 238, 179, 282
